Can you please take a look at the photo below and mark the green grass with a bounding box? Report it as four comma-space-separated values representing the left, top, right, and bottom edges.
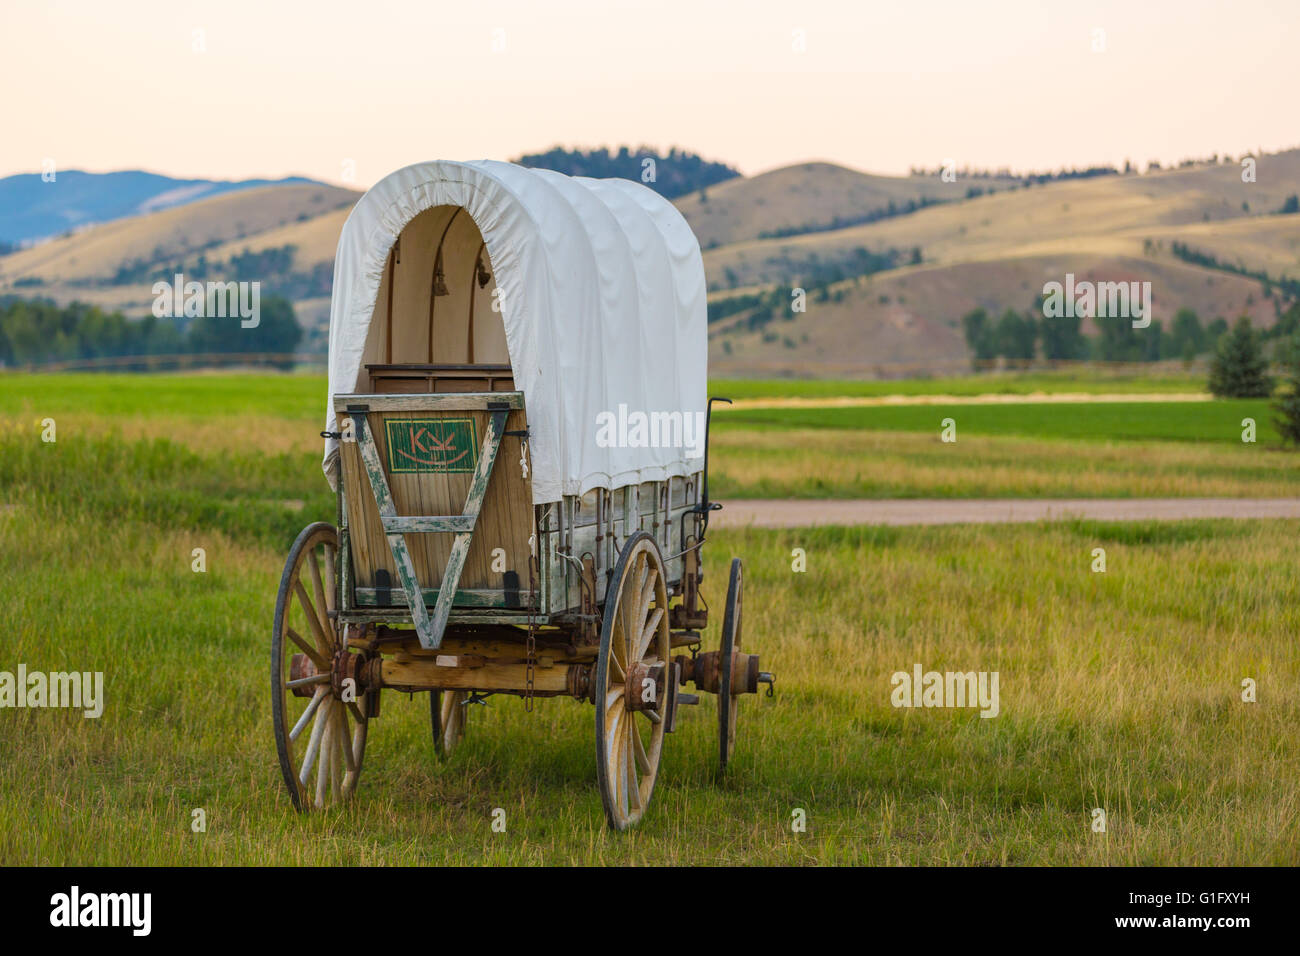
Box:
2, 372, 1295, 499
711, 370, 1209, 400
1, 429, 1298, 864
0, 371, 322, 421
720, 399, 1278, 443
0, 370, 1208, 421
708, 428, 1299, 499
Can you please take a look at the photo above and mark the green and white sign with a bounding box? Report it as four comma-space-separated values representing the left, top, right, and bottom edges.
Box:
385, 418, 479, 474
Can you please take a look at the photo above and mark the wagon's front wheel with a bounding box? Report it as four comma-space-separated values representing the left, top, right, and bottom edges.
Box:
718, 557, 743, 772
430, 690, 468, 759
272, 522, 368, 811
595, 532, 671, 831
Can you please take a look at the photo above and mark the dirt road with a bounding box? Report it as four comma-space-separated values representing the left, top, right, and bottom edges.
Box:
712, 498, 1300, 528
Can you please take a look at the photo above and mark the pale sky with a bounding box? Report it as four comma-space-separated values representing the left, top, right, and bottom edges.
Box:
2, 0, 1297, 186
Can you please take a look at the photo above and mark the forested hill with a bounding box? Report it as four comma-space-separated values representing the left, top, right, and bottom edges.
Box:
512, 146, 740, 199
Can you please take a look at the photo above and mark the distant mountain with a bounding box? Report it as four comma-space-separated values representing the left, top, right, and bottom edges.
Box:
513, 146, 739, 200
0, 170, 327, 244
5, 151, 1299, 376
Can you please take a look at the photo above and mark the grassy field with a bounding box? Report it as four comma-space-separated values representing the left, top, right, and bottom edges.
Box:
710, 428, 1298, 498
720, 399, 1275, 442
2, 424, 1298, 864
0, 369, 1207, 415
711, 369, 1210, 400
2, 372, 1295, 500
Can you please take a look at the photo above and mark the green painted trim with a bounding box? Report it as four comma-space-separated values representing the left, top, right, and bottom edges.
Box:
380, 515, 477, 533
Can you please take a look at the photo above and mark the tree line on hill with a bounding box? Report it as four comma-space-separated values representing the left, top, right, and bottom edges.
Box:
961, 297, 1300, 441
107, 243, 333, 301
961, 300, 1300, 366
709, 247, 911, 327
0, 296, 303, 369
513, 146, 739, 200
1169, 242, 1300, 300
907, 163, 1121, 184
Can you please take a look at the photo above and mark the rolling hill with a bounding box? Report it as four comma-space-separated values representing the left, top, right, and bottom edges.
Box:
0, 170, 331, 245
2, 149, 1298, 376
674, 161, 1022, 249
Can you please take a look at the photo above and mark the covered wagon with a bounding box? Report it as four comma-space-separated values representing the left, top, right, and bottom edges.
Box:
270, 160, 773, 830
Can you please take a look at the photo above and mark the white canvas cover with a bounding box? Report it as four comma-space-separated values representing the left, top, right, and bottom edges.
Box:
324, 160, 707, 505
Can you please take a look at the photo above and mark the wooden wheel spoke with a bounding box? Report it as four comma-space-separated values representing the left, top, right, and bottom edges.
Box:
637, 569, 657, 634
307, 550, 332, 639
636, 606, 664, 661
336, 704, 355, 776
300, 696, 328, 787
605, 705, 625, 787
290, 686, 328, 743
286, 673, 329, 690
351, 725, 366, 775
316, 699, 335, 806
285, 627, 328, 671
626, 722, 640, 810
628, 558, 648, 635
294, 579, 334, 658
611, 616, 627, 670
631, 717, 652, 775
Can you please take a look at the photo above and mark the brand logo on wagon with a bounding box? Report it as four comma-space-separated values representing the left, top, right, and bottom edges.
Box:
385, 418, 479, 473
595, 405, 707, 458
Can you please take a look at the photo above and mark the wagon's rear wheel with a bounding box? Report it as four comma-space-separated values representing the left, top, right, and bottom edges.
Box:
718, 557, 743, 773
430, 690, 468, 759
272, 522, 368, 811
595, 532, 671, 831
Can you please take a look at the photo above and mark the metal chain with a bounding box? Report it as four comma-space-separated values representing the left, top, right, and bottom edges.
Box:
525, 514, 538, 712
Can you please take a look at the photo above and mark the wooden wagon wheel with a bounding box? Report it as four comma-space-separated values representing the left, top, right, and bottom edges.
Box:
430, 690, 469, 759
718, 557, 743, 772
272, 522, 368, 811
595, 531, 671, 831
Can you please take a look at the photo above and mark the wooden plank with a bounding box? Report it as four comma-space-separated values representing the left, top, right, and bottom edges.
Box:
333, 392, 523, 412
380, 515, 477, 533
342, 405, 531, 597
423, 407, 508, 648
349, 409, 442, 649
379, 657, 570, 693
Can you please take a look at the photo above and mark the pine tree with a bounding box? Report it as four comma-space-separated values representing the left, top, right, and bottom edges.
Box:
1273, 333, 1300, 446
1208, 317, 1273, 398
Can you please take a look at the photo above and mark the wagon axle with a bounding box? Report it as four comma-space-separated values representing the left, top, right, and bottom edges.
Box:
677, 650, 768, 697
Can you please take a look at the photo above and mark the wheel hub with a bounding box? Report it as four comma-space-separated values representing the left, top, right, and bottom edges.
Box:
624, 660, 667, 712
